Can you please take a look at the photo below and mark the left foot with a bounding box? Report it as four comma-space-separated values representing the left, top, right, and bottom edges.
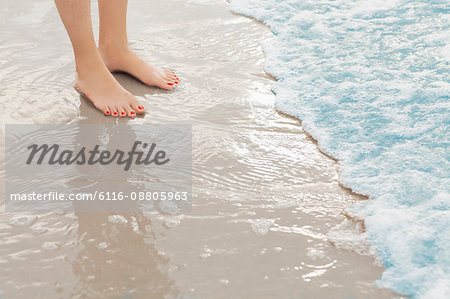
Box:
99, 42, 179, 90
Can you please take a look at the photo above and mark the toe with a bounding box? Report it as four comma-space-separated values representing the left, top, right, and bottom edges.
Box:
163, 72, 179, 85
130, 101, 146, 114
97, 104, 111, 116
158, 78, 175, 90
111, 107, 119, 117
142, 75, 173, 90
123, 105, 136, 117
91, 102, 110, 116
164, 73, 177, 83
164, 69, 177, 79
163, 75, 176, 86
116, 106, 126, 117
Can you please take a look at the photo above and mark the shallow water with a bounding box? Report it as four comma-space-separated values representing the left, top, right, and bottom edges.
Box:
230, 0, 450, 298
1, 0, 402, 298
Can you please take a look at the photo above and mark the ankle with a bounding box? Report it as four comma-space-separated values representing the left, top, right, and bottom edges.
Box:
75, 53, 105, 78
99, 38, 130, 58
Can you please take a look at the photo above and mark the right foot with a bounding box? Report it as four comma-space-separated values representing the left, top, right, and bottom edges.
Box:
99, 41, 179, 90
74, 54, 145, 117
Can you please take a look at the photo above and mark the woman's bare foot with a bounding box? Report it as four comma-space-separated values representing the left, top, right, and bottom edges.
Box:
74, 54, 145, 117
99, 41, 179, 90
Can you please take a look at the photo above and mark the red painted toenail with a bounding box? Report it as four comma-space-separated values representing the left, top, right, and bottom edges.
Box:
138, 106, 143, 109
121, 112, 125, 116
105, 111, 110, 115
113, 112, 118, 116
131, 111, 135, 115
175, 81, 179, 84
167, 83, 174, 86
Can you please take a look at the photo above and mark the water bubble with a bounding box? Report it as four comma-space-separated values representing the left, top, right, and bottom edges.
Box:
97, 242, 108, 249
219, 279, 229, 286
251, 218, 274, 235
305, 247, 326, 260
31, 226, 48, 234
65, 213, 78, 220
200, 252, 211, 259
9, 215, 37, 227
164, 218, 181, 229
159, 201, 180, 215
108, 215, 128, 224
42, 242, 61, 250
273, 200, 297, 209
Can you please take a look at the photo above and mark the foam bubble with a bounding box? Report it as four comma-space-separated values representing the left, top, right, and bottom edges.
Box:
9, 215, 37, 227
31, 226, 48, 234
97, 242, 108, 250
251, 218, 274, 235
164, 218, 181, 229
42, 241, 61, 251
219, 279, 229, 286
274, 246, 282, 253
107, 215, 128, 224
305, 247, 327, 261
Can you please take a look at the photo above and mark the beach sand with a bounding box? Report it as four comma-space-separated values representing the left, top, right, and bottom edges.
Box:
0, 0, 404, 298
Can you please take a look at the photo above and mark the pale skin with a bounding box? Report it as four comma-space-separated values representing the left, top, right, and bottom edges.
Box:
54, 0, 179, 117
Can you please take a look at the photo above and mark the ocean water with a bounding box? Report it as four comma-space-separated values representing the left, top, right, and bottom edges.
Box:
230, 0, 450, 298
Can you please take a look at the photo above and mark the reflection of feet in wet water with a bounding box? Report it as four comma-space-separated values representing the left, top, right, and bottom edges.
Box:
65, 120, 182, 296
72, 212, 178, 297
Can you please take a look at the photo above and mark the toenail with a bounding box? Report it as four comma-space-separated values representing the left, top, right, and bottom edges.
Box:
175, 81, 179, 84
130, 111, 135, 115
121, 112, 125, 116
138, 106, 143, 109
167, 83, 174, 86
105, 111, 110, 115
113, 112, 118, 116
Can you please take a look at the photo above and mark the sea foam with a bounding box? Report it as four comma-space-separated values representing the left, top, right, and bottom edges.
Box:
230, 0, 450, 297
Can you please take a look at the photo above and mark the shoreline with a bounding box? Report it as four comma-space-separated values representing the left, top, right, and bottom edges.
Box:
238, 12, 374, 201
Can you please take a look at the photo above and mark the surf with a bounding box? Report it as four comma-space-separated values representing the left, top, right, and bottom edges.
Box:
230, 0, 450, 297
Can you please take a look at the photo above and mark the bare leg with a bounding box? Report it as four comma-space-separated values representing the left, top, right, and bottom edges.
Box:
98, 0, 179, 90
54, 0, 144, 117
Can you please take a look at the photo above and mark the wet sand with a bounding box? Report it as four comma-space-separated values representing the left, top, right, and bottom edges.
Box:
0, 0, 403, 298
